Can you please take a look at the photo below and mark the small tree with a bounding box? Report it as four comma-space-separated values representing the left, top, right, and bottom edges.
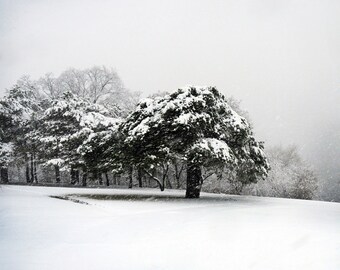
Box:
119, 86, 269, 198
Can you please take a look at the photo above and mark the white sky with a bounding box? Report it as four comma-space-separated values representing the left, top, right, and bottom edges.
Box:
1, 0, 339, 180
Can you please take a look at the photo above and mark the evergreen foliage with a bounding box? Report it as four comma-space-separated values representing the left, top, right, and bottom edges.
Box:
34, 92, 120, 183
119, 86, 269, 197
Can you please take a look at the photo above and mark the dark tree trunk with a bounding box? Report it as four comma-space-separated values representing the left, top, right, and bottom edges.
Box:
186, 161, 202, 198
70, 167, 77, 185
55, 164, 61, 184
30, 154, 34, 183
82, 171, 87, 187
137, 168, 143, 188
142, 169, 164, 191
128, 166, 133, 188
26, 158, 31, 183
33, 157, 38, 183
0, 167, 9, 183
105, 172, 110, 186
161, 163, 170, 189
98, 173, 103, 185
75, 170, 80, 184
91, 171, 96, 183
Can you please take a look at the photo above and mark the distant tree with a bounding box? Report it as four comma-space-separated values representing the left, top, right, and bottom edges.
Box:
39, 73, 64, 99
118, 86, 269, 198
38, 66, 139, 117
243, 145, 318, 200
319, 177, 340, 202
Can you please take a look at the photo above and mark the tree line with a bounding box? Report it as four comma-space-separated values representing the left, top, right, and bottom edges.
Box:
0, 66, 318, 199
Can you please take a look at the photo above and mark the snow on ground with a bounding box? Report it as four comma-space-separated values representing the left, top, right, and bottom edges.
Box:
0, 185, 339, 270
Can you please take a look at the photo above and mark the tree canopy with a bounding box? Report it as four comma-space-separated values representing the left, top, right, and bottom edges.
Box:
119, 86, 269, 198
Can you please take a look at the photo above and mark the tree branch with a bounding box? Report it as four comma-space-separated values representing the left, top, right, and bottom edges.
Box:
142, 169, 164, 191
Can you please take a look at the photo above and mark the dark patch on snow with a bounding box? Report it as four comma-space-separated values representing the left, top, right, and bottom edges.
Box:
70, 193, 238, 203
50, 195, 89, 205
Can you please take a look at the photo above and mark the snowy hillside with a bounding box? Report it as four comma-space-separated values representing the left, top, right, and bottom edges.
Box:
1, 185, 339, 270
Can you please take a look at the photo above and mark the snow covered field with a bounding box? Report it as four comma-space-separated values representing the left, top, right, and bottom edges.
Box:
1, 185, 339, 270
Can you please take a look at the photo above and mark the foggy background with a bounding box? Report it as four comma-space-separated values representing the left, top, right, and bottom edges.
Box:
1, 0, 339, 184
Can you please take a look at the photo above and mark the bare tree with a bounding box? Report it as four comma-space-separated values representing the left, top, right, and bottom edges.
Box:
38, 66, 139, 117
86, 66, 124, 104
39, 73, 63, 99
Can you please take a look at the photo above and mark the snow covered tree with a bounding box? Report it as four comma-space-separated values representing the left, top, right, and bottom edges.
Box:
1, 66, 135, 185
119, 86, 269, 198
0, 142, 12, 183
35, 92, 119, 184
225, 96, 252, 127
76, 106, 121, 186
0, 107, 13, 183
0, 79, 42, 183
243, 145, 318, 200
0, 99, 14, 183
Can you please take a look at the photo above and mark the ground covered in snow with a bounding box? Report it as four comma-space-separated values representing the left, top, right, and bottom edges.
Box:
0, 185, 339, 270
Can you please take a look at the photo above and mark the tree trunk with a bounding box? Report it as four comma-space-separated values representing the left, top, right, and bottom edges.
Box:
30, 154, 34, 183
186, 161, 202, 198
75, 170, 79, 184
33, 156, 38, 183
82, 171, 87, 187
128, 166, 133, 188
26, 158, 31, 183
112, 174, 117, 186
142, 169, 164, 191
105, 172, 109, 186
0, 167, 9, 183
71, 167, 77, 185
98, 173, 103, 185
55, 164, 61, 184
161, 163, 169, 189
137, 168, 143, 188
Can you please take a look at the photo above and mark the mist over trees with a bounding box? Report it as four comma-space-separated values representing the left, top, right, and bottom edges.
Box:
204, 145, 319, 200
249, 145, 318, 200
0, 66, 326, 200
